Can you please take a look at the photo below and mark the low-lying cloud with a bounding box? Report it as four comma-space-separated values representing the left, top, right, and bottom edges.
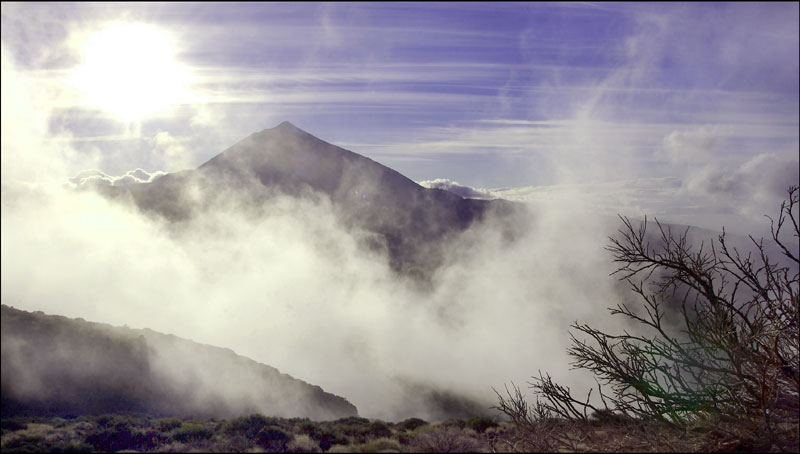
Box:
417, 178, 495, 199
70, 168, 167, 188
1, 172, 627, 421
683, 152, 799, 217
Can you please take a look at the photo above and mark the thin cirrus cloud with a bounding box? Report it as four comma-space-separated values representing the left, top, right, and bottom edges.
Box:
1, 2, 798, 223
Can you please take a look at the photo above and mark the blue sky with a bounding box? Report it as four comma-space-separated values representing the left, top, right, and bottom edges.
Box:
2, 2, 798, 231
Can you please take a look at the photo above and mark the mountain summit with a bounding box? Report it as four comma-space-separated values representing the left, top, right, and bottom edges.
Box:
199, 120, 424, 199
121, 122, 519, 277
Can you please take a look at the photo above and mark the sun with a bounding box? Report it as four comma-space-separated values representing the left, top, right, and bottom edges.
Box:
71, 22, 190, 122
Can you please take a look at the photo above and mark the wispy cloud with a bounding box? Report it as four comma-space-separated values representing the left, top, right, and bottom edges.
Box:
3, 2, 796, 192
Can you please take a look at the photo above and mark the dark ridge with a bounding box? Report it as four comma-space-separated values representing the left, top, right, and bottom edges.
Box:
1, 304, 358, 420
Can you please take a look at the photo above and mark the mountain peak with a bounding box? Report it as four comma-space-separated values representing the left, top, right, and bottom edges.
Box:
271, 120, 302, 133
123, 123, 516, 279
252, 121, 313, 141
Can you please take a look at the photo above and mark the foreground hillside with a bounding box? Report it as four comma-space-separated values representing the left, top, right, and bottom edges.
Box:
3, 300, 796, 452
1, 305, 356, 420
2, 412, 797, 453
1, 414, 494, 453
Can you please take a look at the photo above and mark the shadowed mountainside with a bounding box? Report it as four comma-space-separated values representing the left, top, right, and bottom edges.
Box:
114, 121, 522, 279
1, 304, 358, 420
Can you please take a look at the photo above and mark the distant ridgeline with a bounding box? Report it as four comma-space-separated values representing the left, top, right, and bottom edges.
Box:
94, 122, 524, 281
0, 305, 357, 419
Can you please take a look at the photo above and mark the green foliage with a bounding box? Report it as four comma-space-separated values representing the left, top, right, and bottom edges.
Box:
93, 414, 142, 430
365, 420, 392, 439
395, 432, 413, 447
325, 416, 393, 444
171, 422, 214, 443
219, 414, 296, 452
332, 416, 370, 426
287, 434, 322, 453
85, 423, 158, 452
397, 417, 428, 431
49, 418, 69, 429
253, 426, 293, 451
440, 418, 466, 429
94, 414, 117, 428
297, 420, 344, 451
329, 416, 369, 440
299, 420, 322, 436
85, 427, 126, 452
154, 417, 183, 432
309, 428, 349, 451
465, 416, 498, 433
222, 413, 284, 438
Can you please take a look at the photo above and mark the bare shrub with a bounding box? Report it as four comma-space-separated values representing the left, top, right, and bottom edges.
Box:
465, 416, 498, 433
494, 383, 574, 452
498, 187, 799, 446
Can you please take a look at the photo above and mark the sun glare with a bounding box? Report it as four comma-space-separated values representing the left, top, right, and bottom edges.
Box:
71, 22, 190, 122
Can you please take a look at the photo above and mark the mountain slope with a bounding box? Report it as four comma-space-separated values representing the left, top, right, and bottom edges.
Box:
1, 305, 358, 420
121, 122, 520, 278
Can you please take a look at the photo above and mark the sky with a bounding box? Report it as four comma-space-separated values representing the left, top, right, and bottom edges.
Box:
2, 2, 798, 234
1, 2, 799, 420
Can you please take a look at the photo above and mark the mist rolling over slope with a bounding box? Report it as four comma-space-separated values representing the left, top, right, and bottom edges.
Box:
1, 305, 357, 419
2, 121, 629, 420
9, 120, 789, 422
2, 1, 797, 431
116, 121, 521, 282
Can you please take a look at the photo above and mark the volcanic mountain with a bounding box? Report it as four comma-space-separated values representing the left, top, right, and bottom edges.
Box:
113, 121, 520, 279
1, 304, 358, 419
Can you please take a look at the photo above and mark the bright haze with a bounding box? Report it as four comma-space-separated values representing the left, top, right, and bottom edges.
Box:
1, 3, 798, 420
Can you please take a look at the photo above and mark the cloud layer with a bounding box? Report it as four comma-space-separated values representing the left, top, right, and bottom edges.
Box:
70, 168, 166, 188
1, 174, 631, 420
417, 178, 495, 199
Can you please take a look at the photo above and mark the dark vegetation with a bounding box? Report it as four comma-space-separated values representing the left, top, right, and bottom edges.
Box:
0, 414, 506, 453
496, 187, 799, 452
0, 305, 357, 420
5, 410, 786, 453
